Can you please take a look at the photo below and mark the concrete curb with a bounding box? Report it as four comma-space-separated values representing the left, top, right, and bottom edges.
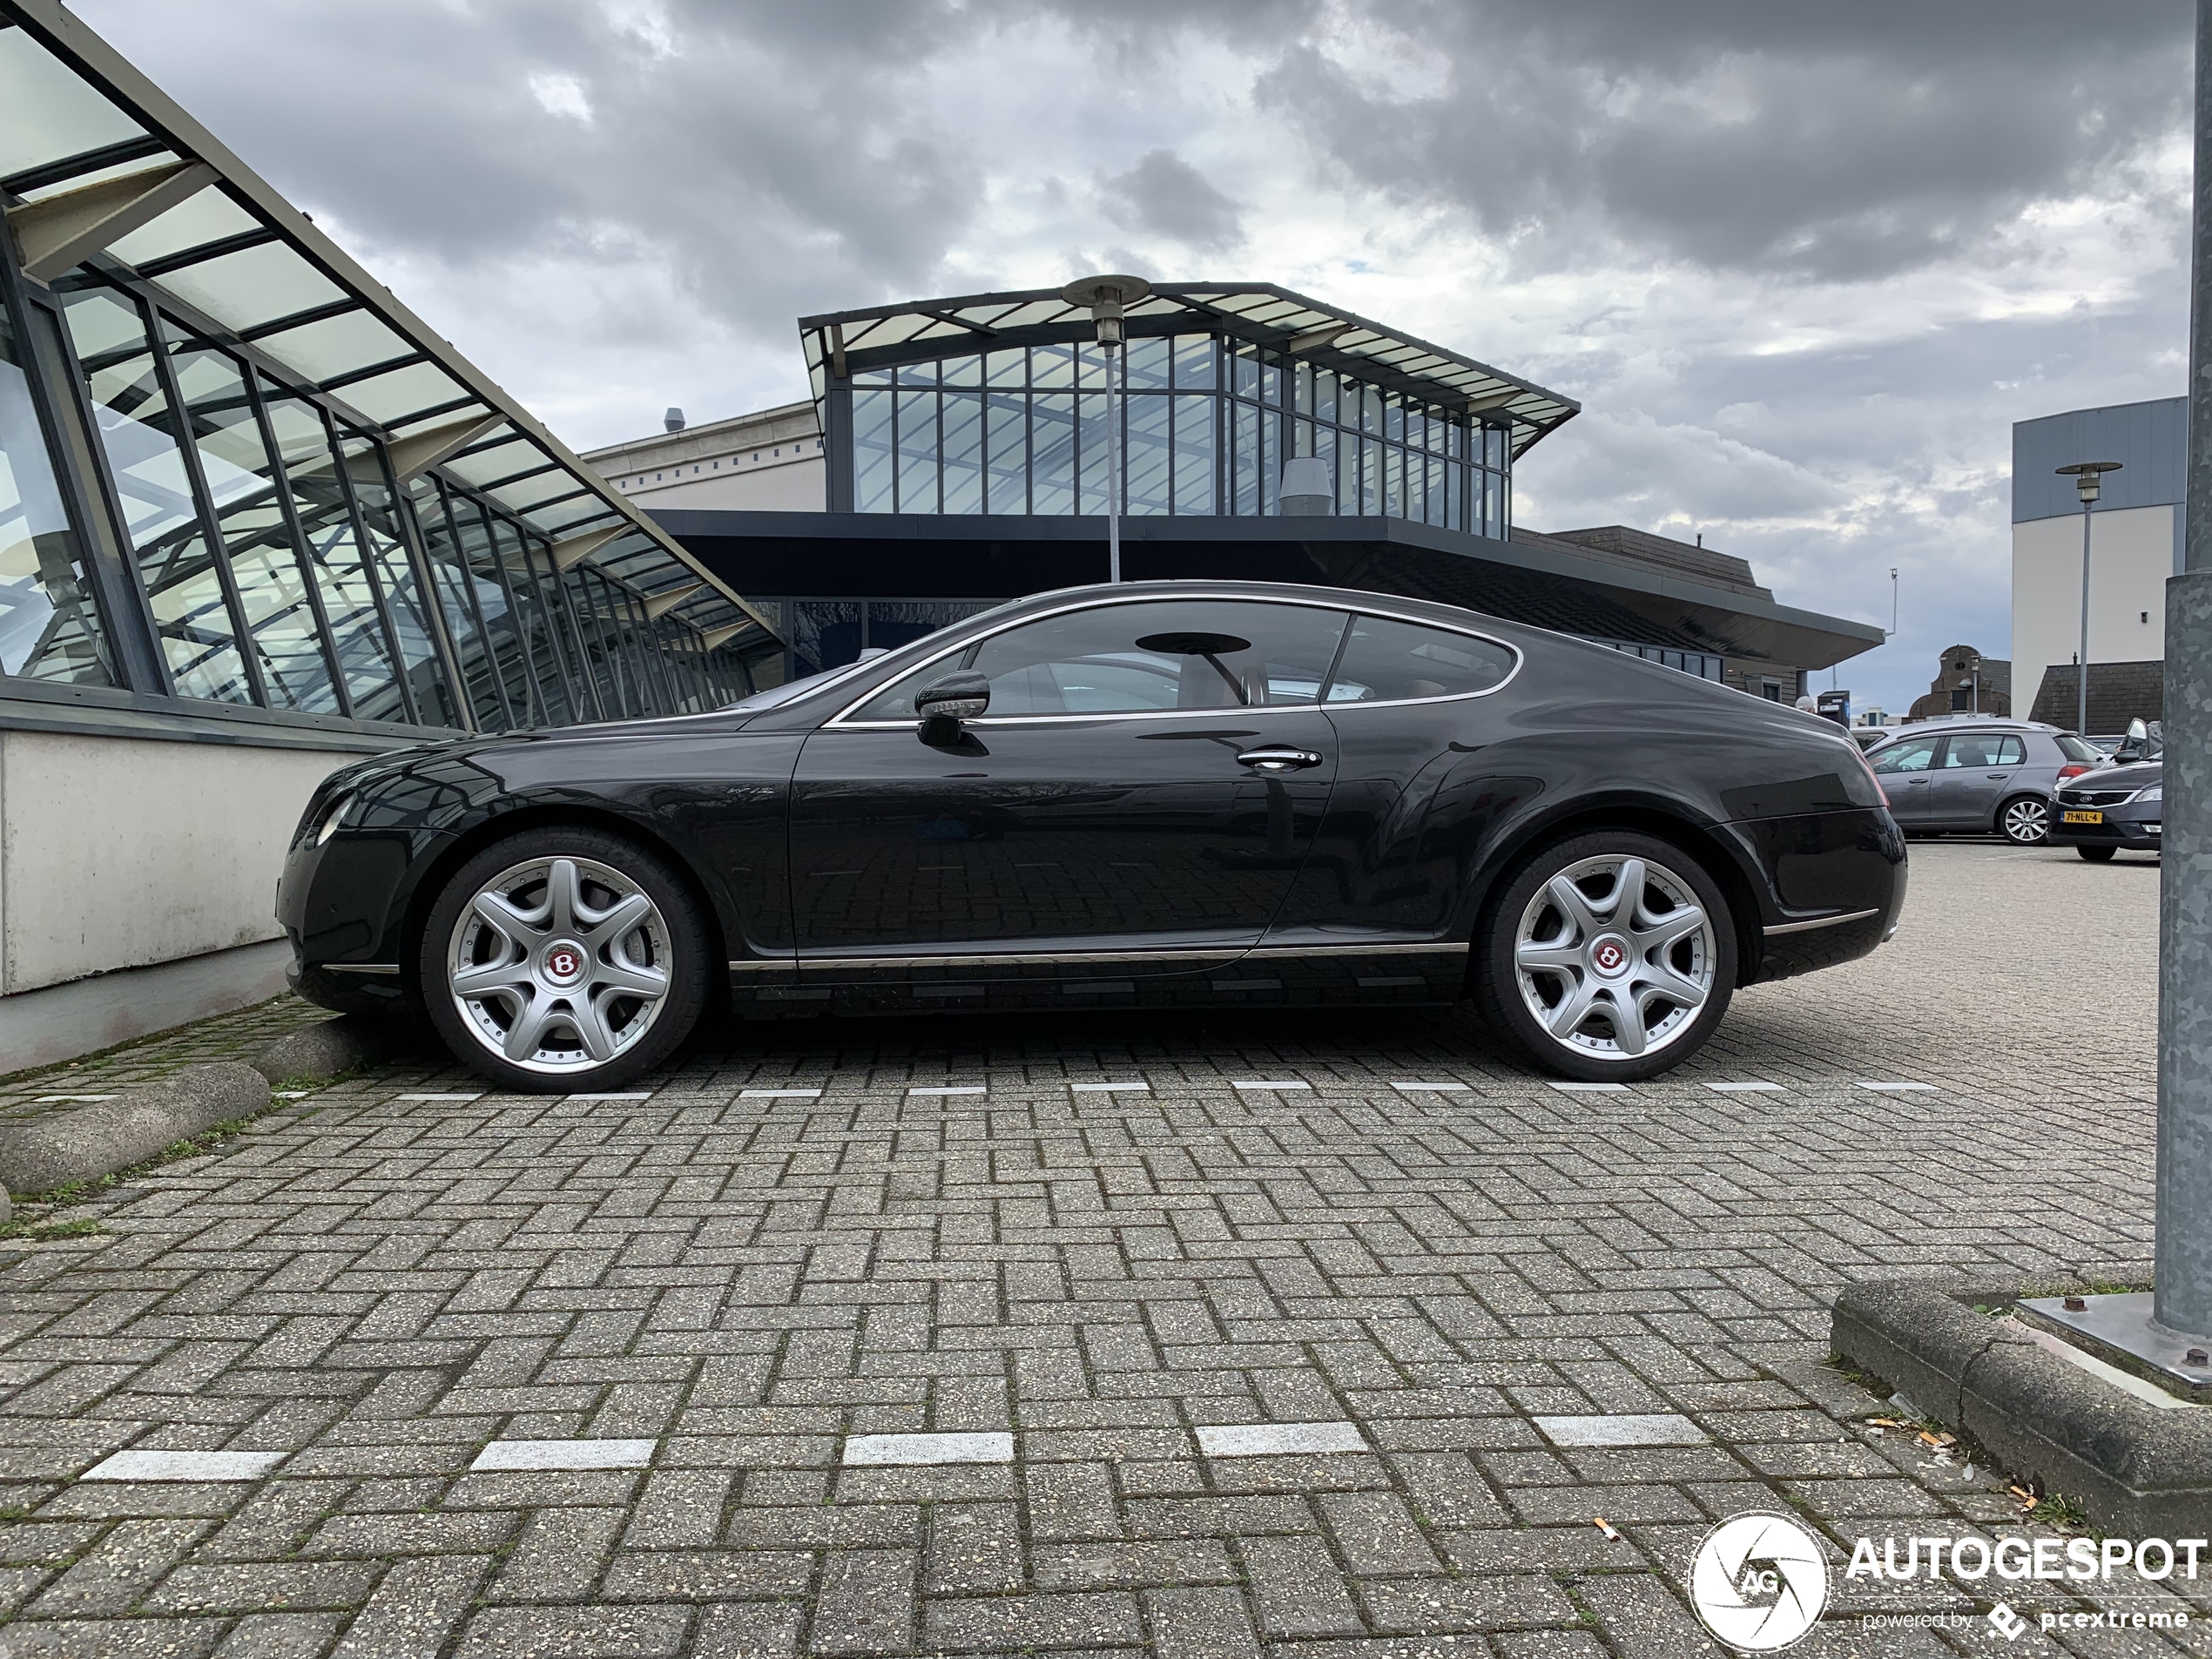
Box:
1833, 1268, 2212, 1534
248, 1014, 415, 1084
0, 1062, 269, 1198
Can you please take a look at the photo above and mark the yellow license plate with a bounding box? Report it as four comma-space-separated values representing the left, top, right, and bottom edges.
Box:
2062, 810, 2104, 825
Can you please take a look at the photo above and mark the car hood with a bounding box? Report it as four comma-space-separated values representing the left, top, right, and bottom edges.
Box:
2074, 760, 2161, 790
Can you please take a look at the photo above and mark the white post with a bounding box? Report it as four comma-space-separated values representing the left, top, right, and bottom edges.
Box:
1108, 341, 1123, 583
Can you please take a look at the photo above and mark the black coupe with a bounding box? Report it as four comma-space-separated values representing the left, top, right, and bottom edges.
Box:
278, 580, 1906, 1090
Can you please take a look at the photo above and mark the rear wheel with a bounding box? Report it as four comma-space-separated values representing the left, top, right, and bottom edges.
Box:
1999, 795, 2050, 846
420, 826, 710, 1093
2077, 845, 2117, 863
1474, 831, 1737, 1082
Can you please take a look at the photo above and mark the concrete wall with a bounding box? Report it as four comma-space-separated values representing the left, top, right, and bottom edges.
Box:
0, 730, 356, 998
2011, 503, 2178, 725
624, 455, 824, 512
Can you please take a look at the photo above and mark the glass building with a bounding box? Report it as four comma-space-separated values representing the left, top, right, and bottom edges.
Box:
1, 3, 784, 746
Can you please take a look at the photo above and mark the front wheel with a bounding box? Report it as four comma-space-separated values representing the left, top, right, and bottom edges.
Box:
2077, 845, 2117, 863
1474, 832, 1737, 1082
1999, 795, 2051, 846
420, 826, 710, 1093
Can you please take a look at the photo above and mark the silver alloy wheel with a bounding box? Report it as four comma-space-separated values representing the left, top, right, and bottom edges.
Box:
2002, 798, 2050, 845
446, 855, 671, 1075
1513, 853, 1716, 1062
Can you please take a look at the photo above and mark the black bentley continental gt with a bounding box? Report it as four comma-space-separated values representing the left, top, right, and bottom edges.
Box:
278, 580, 1906, 1091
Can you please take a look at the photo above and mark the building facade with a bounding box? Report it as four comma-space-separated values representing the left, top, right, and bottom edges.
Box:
1905, 646, 2012, 721
2013, 396, 2181, 732
588, 288, 1879, 692
0, 0, 783, 1065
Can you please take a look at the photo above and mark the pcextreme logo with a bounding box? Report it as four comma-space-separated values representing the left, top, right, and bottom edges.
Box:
1688, 1513, 1830, 1652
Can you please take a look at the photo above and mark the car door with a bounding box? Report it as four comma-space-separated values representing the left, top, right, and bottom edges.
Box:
1866, 734, 1940, 825
1262, 611, 1521, 1001
788, 596, 1349, 999
1926, 732, 2025, 830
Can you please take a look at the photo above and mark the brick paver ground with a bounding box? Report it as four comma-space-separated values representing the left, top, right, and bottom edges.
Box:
0, 842, 2184, 1657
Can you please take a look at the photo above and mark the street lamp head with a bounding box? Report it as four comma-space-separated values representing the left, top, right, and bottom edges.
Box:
1062, 274, 1151, 348
2057, 459, 2123, 503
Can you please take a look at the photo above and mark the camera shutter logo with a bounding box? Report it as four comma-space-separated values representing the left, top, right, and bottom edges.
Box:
1688, 1513, 1830, 1652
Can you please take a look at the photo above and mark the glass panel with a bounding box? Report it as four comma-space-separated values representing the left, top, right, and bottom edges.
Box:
1172, 334, 1215, 390
1173, 395, 1215, 516
452, 496, 538, 725
940, 353, 981, 388
410, 482, 504, 727
343, 435, 462, 727
1124, 337, 1170, 392
1258, 403, 1278, 516
1232, 401, 1258, 517
896, 359, 939, 386
896, 392, 937, 512
853, 388, 895, 513
986, 349, 1025, 388
260, 386, 406, 722
63, 288, 251, 703
440, 435, 536, 488
854, 597, 1349, 718
0, 297, 112, 685
563, 568, 623, 716
1032, 393, 1076, 515
1259, 352, 1282, 409
0, 30, 145, 179
1336, 428, 1358, 517
1325, 617, 1514, 703
1032, 343, 1077, 389
152, 241, 347, 334
1360, 436, 1380, 515
1385, 395, 1404, 445
1292, 361, 1312, 415
251, 309, 407, 384
529, 537, 596, 720
167, 337, 338, 711
1382, 439, 1402, 518
941, 390, 982, 515
1125, 393, 1170, 516
1316, 369, 1338, 425
1077, 391, 1110, 515
496, 525, 570, 726
985, 391, 1026, 515
1426, 453, 1443, 526
340, 362, 469, 424
105, 188, 260, 270
1235, 347, 1259, 401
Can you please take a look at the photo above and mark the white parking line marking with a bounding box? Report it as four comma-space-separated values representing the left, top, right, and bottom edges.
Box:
1703, 1081, 1784, 1093
469, 1439, 656, 1473
83, 1449, 285, 1482
1857, 1081, 1936, 1092
37, 1095, 118, 1103
1231, 1080, 1312, 1091
1196, 1421, 1369, 1457
272, 1091, 313, 1100
1548, 1082, 1628, 1093
843, 1432, 1014, 1467
570, 1092, 651, 1101
1535, 1413, 1706, 1447
1393, 1081, 1471, 1092
1072, 1082, 1150, 1092
396, 1093, 482, 1102
742, 1089, 823, 1099
908, 1086, 987, 1096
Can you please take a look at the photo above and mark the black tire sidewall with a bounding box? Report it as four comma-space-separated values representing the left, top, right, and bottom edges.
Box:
420, 826, 711, 1093
1474, 831, 1737, 1082
2078, 846, 2117, 862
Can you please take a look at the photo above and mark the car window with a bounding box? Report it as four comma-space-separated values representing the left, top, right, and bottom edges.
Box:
1870, 737, 1939, 773
2054, 734, 2101, 762
846, 599, 1352, 720
1941, 734, 2024, 767
1324, 616, 1515, 704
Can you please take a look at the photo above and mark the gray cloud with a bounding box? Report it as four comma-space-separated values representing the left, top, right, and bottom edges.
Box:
1099, 149, 1246, 253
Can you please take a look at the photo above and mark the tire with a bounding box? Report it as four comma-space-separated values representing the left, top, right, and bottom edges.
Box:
1998, 795, 2051, 846
2077, 845, 2117, 863
419, 826, 710, 1093
1473, 831, 1737, 1082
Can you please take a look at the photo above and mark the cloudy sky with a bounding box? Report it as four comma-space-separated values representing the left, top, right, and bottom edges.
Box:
77, 0, 2195, 715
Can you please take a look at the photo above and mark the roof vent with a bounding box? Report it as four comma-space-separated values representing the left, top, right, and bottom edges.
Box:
664, 407, 685, 434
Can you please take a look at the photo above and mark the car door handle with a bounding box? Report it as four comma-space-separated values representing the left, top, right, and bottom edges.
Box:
1986, 772, 2009, 779
1236, 746, 1325, 772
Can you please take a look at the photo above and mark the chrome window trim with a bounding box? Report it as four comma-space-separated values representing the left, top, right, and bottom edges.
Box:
775, 941, 1468, 971
821, 590, 1524, 730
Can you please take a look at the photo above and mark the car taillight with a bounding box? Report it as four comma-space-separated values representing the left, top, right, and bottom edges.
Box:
1849, 744, 1888, 806
2057, 763, 2093, 782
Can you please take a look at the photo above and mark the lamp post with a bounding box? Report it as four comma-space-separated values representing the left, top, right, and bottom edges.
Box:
1062, 274, 1152, 583
2056, 461, 2123, 737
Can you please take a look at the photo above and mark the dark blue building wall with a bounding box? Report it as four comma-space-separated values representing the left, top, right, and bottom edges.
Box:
2013, 396, 2186, 523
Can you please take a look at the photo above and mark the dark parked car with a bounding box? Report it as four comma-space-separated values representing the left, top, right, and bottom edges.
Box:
1862, 720, 2100, 844
278, 581, 1906, 1090
2052, 718, 2162, 861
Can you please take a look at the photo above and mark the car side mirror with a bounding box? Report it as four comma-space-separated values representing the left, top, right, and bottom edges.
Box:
916, 670, 988, 745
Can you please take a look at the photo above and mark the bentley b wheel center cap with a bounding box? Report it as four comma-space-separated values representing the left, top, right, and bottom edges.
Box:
1589, 934, 1631, 978
542, 943, 588, 987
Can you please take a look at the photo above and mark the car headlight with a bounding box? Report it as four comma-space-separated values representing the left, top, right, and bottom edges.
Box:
2134, 786, 2161, 805
314, 792, 356, 846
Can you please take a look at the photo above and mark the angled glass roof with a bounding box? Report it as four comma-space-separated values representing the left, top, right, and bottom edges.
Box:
0, 2, 777, 656
799, 283, 1581, 459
